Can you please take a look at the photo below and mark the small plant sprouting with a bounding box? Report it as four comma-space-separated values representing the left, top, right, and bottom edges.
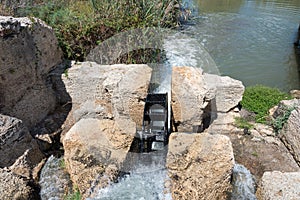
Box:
64, 186, 82, 200
8, 68, 16, 74
59, 158, 65, 169
251, 151, 258, 157
64, 68, 69, 78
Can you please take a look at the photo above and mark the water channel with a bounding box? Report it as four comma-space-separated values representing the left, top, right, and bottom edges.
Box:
184, 0, 300, 91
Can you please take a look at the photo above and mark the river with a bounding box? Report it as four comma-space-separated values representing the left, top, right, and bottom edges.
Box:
183, 0, 300, 91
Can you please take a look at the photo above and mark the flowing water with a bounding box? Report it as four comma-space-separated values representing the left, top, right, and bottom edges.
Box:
89, 149, 172, 200
231, 164, 257, 200
182, 0, 300, 91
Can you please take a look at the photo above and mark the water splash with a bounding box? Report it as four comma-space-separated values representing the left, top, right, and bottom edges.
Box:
231, 164, 257, 200
39, 155, 71, 200
88, 166, 171, 200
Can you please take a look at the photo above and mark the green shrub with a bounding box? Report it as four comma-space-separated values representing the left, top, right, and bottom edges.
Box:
15, 0, 179, 61
241, 85, 292, 123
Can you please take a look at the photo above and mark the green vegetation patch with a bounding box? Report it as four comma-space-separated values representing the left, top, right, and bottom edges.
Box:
241, 85, 292, 123
16, 0, 179, 61
234, 117, 254, 130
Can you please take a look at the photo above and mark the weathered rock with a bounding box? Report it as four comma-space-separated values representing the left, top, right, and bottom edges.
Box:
61, 62, 151, 137
256, 171, 300, 200
0, 168, 33, 200
171, 66, 215, 132
207, 112, 300, 180
0, 114, 44, 169
0, 16, 62, 128
63, 117, 136, 197
171, 66, 244, 132
272, 99, 300, 119
203, 73, 245, 112
279, 106, 300, 166
166, 132, 234, 200
290, 90, 300, 99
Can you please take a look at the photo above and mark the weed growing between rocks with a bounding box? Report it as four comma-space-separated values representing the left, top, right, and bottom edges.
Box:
64, 187, 81, 200
234, 117, 254, 130
241, 85, 292, 124
14, 0, 180, 61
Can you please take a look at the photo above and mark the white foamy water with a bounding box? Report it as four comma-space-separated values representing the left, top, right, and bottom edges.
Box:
163, 33, 220, 75
88, 164, 171, 200
39, 156, 71, 200
231, 164, 257, 200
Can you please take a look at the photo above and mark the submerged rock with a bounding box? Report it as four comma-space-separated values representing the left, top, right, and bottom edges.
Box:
166, 132, 234, 200
256, 171, 300, 200
0, 16, 63, 128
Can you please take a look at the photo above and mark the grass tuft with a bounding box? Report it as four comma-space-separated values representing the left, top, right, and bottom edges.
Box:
241, 85, 292, 123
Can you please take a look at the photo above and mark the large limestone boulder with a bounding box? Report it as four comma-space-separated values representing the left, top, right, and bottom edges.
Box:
0, 114, 44, 170
0, 168, 34, 200
0, 16, 63, 128
171, 66, 215, 132
61, 62, 152, 136
166, 132, 234, 200
63, 117, 136, 197
279, 105, 300, 165
257, 171, 300, 200
171, 66, 244, 132
203, 73, 245, 112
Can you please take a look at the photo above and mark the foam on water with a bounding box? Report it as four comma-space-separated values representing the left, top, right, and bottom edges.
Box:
231, 164, 257, 200
89, 165, 171, 200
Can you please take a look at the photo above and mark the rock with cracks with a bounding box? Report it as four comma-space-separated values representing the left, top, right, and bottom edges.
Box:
63, 118, 136, 198
0, 16, 63, 128
171, 66, 244, 132
0, 114, 44, 174
0, 168, 34, 200
166, 132, 234, 200
279, 105, 300, 166
171, 66, 215, 132
61, 62, 152, 138
256, 171, 300, 200
203, 73, 245, 112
